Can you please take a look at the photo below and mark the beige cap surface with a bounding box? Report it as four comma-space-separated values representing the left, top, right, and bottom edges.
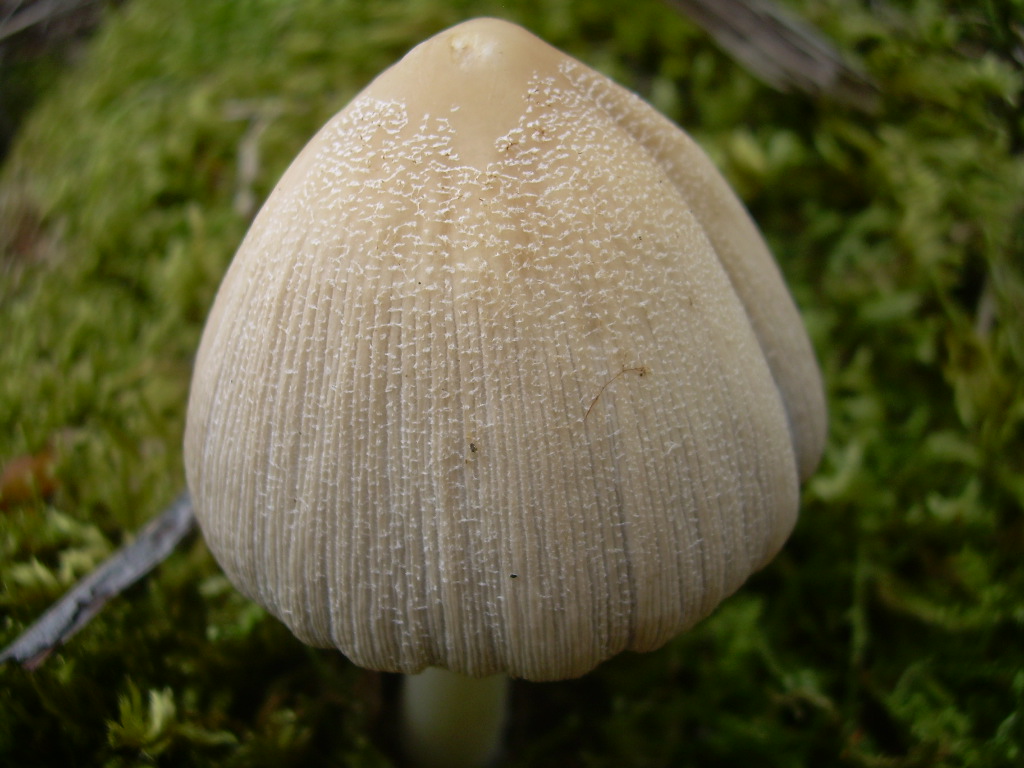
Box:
184, 18, 826, 681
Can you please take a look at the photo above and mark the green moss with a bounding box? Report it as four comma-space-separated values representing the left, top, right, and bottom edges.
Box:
1, 0, 1022, 765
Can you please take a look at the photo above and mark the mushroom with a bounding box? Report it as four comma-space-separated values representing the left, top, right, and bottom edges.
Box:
184, 17, 826, 766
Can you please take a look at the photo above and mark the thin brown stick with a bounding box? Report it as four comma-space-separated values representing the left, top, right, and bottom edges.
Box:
584, 366, 650, 422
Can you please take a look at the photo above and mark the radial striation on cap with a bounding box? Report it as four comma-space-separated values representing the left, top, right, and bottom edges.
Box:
184, 18, 826, 682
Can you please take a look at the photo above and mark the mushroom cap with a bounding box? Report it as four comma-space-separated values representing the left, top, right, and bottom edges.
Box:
184, 18, 826, 682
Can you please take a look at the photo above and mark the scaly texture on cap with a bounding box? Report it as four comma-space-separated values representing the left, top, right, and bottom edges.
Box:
184, 17, 826, 681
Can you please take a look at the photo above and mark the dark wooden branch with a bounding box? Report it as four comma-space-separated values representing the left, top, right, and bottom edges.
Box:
0, 492, 195, 669
0, 0, 97, 43
665, 0, 878, 110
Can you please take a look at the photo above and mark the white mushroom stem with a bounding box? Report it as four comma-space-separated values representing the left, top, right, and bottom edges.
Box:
401, 668, 509, 768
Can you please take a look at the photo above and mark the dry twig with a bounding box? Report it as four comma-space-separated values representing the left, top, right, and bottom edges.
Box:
665, 0, 878, 109
0, 493, 195, 668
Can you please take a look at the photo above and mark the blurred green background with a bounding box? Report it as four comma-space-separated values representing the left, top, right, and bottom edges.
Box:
1, 0, 1022, 765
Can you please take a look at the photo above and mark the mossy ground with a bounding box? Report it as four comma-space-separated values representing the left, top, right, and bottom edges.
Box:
1, 0, 1022, 765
